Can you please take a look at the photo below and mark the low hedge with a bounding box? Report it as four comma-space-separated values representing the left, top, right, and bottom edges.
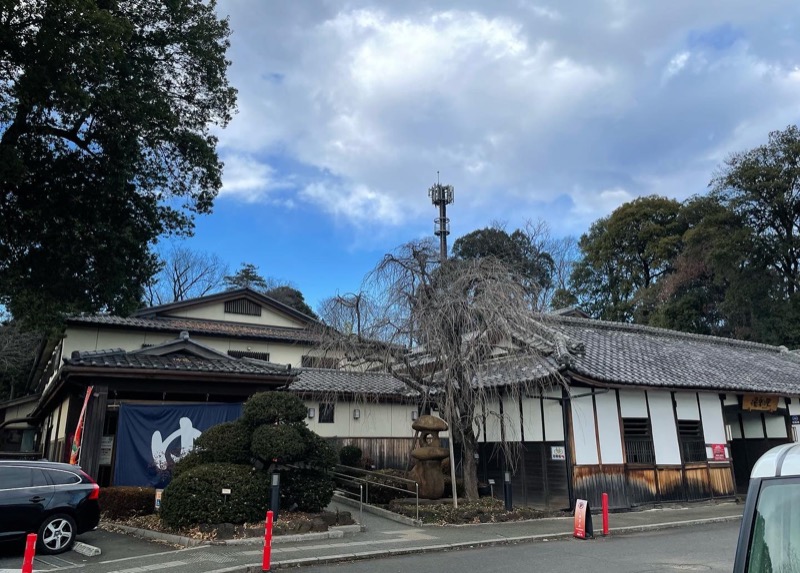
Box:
99, 486, 156, 519
160, 463, 271, 528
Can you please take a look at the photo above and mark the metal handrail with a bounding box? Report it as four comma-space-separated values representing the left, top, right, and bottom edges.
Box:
333, 464, 418, 485
332, 477, 363, 524
332, 466, 419, 522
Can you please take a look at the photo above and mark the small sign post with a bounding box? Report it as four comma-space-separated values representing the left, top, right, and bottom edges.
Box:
573, 499, 593, 539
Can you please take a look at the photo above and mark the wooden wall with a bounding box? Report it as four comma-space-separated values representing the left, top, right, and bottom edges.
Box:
326, 436, 417, 470
572, 462, 734, 508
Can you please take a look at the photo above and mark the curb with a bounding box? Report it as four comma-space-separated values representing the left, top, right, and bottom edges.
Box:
240, 514, 743, 571
107, 523, 364, 547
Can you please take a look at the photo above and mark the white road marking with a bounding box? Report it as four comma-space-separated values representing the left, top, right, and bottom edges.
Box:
107, 560, 187, 573
98, 545, 208, 565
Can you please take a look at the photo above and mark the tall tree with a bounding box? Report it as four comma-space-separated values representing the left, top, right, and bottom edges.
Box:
145, 245, 229, 306
266, 286, 317, 319
569, 195, 686, 322
0, 321, 43, 400
452, 225, 554, 309
0, 0, 237, 328
223, 263, 273, 292
711, 125, 800, 297
316, 240, 580, 500
223, 263, 316, 318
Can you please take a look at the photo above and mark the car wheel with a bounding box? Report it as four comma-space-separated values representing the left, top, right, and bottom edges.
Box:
37, 513, 76, 555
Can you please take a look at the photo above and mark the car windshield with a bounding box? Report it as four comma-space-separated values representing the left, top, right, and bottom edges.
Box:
747, 478, 800, 573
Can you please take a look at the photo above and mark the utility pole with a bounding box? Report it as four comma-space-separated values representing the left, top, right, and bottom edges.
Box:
428, 174, 458, 507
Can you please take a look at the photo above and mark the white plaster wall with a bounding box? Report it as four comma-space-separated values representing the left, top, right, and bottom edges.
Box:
595, 391, 624, 464
674, 392, 700, 420
484, 397, 503, 443
723, 394, 739, 406
2, 401, 37, 428
570, 396, 598, 465
391, 406, 418, 437
543, 387, 565, 441
698, 393, 727, 444
618, 389, 648, 418
304, 400, 352, 437
168, 302, 306, 328
764, 413, 788, 438
521, 396, 544, 442
742, 412, 765, 438
303, 401, 419, 438
647, 391, 681, 465
502, 396, 521, 443
699, 393, 727, 459
56, 398, 71, 441
62, 325, 316, 368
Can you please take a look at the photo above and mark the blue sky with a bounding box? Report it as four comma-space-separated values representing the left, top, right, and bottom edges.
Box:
178, 0, 800, 311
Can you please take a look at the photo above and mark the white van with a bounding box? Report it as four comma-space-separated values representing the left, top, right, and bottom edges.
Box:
733, 443, 800, 572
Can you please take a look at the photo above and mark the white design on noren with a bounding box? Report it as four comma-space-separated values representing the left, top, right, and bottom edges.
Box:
150, 417, 201, 470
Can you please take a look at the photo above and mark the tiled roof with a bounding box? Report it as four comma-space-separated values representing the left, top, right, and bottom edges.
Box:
552, 316, 800, 394
67, 315, 320, 343
290, 368, 418, 398
65, 349, 293, 377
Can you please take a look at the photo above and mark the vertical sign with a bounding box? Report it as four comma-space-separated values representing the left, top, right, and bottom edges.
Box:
69, 386, 94, 465
573, 499, 593, 539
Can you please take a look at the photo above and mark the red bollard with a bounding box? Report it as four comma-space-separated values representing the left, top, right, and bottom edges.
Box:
262, 510, 274, 571
602, 492, 609, 536
22, 533, 36, 573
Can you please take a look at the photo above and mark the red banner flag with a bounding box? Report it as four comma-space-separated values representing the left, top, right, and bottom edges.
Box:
69, 386, 94, 465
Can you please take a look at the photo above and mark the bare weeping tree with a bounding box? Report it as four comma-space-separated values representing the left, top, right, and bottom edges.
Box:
316, 239, 582, 500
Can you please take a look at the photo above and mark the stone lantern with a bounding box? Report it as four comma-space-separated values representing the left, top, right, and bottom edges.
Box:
408, 415, 449, 499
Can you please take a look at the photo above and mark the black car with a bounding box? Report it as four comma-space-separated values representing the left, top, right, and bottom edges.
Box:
0, 460, 101, 554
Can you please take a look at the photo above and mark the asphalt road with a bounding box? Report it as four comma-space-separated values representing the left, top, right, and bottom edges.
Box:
299, 521, 740, 573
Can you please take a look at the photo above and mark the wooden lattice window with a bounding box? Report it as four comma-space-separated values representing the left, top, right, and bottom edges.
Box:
228, 350, 270, 361
622, 418, 655, 465
224, 298, 262, 316
678, 420, 706, 463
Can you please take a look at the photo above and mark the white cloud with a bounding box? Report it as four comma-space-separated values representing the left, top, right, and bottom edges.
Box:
214, 0, 800, 238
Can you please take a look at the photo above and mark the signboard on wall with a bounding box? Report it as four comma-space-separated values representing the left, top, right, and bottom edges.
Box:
791, 415, 800, 425
99, 436, 114, 466
743, 394, 779, 412
711, 443, 727, 461
551, 446, 566, 460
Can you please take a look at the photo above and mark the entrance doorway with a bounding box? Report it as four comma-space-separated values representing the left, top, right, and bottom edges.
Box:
725, 407, 791, 494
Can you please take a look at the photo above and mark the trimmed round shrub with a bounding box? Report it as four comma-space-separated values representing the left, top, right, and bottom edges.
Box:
194, 420, 251, 464
99, 486, 156, 519
160, 463, 271, 528
339, 445, 362, 467
251, 423, 306, 463
242, 391, 307, 427
301, 428, 337, 468
172, 450, 209, 478
281, 468, 334, 512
